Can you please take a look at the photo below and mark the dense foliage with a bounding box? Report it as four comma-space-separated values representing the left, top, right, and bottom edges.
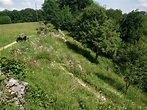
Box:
42, 0, 73, 30
42, 0, 93, 30
116, 42, 146, 92
57, 0, 93, 14
72, 4, 121, 60
120, 10, 144, 44
106, 9, 123, 32
0, 8, 44, 23
143, 15, 147, 35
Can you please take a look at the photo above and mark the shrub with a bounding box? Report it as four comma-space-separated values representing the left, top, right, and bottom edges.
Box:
0, 57, 26, 80
36, 23, 56, 35
0, 16, 11, 24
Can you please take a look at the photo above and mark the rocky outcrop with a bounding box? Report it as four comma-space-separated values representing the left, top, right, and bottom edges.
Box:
4, 78, 28, 99
0, 71, 28, 110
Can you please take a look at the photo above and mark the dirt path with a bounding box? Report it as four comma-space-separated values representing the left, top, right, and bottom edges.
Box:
75, 76, 106, 100
0, 41, 17, 51
53, 62, 107, 101
68, 72, 106, 101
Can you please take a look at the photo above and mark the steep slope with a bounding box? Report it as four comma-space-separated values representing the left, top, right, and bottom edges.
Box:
0, 24, 146, 110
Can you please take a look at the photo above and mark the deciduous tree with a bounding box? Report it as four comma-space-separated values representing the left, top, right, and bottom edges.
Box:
72, 4, 121, 60
117, 42, 146, 93
42, 0, 73, 30
120, 10, 144, 44
57, 0, 93, 14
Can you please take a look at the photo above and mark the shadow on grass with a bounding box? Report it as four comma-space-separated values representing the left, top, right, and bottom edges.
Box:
94, 72, 124, 91
66, 41, 98, 64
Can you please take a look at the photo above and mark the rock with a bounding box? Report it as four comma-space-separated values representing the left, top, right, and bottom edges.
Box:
58, 29, 65, 36
2, 77, 28, 110
5, 78, 28, 99
101, 96, 106, 101
0, 71, 28, 109
68, 60, 74, 67
0, 71, 5, 76
77, 64, 83, 72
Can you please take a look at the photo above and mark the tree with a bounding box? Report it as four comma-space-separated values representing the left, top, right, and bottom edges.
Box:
106, 9, 123, 32
57, 0, 93, 14
117, 42, 146, 93
117, 10, 146, 92
143, 14, 147, 36
20, 8, 37, 22
38, 9, 45, 21
120, 10, 144, 44
72, 4, 121, 60
10, 10, 22, 23
106, 9, 123, 22
0, 16, 11, 24
137, 37, 147, 92
0, 8, 44, 23
42, 0, 73, 30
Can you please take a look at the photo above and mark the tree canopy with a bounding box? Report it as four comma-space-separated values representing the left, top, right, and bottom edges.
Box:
120, 10, 144, 44
57, 0, 93, 14
0, 8, 44, 23
72, 4, 121, 60
42, 0, 73, 30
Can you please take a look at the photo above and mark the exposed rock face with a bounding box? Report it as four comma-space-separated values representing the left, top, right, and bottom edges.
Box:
0, 71, 28, 110
4, 78, 28, 99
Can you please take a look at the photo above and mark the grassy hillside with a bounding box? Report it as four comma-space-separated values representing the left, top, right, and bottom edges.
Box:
0, 23, 147, 110
0, 22, 39, 47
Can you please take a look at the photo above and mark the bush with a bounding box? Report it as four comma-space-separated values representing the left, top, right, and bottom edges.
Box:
0, 16, 11, 24
36, 23, 56, 35
0, 57, 26, 80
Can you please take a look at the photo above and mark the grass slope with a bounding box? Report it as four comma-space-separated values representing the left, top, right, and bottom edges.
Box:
0, 23, 147, 110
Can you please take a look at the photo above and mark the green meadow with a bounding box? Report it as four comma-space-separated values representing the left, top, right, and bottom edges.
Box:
0, 22, 39, 47
0, 23, 146, 110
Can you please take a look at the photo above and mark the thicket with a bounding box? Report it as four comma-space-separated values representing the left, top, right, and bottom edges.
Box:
42, 0, 147, 92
